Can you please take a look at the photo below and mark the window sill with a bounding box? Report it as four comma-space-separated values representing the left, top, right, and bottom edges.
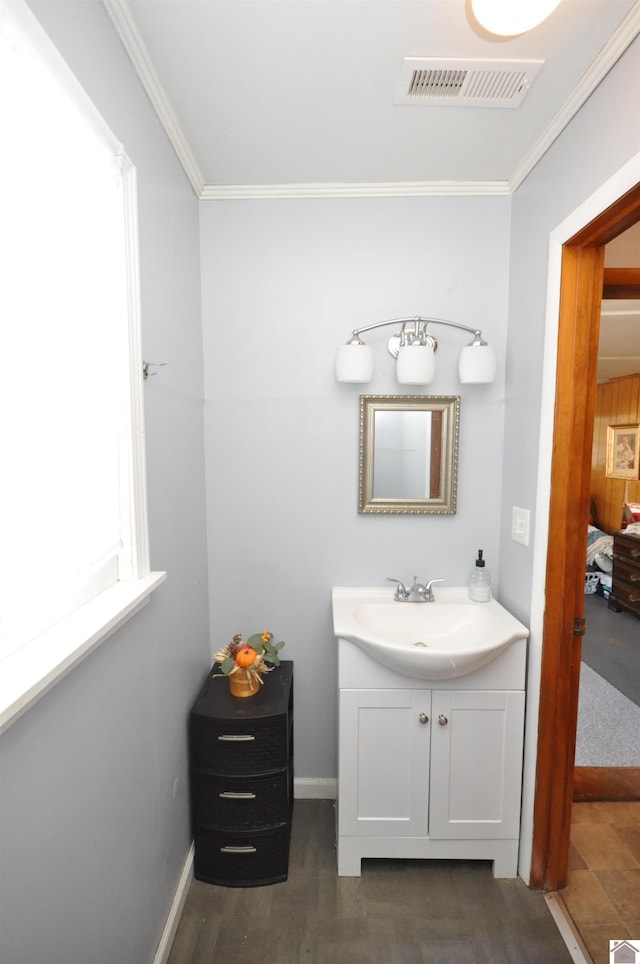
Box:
0, 572, 166, 735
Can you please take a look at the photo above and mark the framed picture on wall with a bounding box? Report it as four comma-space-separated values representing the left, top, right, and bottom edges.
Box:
606, 423, 640, 480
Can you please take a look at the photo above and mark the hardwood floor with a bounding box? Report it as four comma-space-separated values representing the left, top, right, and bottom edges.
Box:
561, 801, 640, 964
168, 800, 573, 963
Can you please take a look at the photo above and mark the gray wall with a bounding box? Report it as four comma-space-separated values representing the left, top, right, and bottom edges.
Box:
0, 4, 210, 963
501, 33, 640, 874
500, 33, 640, 621
502, 35, 640, 620
200, 195, 512, 781
3, 1, 640, 959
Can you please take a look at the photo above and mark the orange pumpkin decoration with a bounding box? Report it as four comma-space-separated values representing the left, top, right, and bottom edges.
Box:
235, 645, 257, 668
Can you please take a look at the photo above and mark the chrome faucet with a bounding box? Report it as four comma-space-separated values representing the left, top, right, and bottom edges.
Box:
386, 576, 444, 602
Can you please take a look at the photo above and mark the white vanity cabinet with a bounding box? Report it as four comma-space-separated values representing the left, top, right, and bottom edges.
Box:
337, 636, 527, 878
339, 688, 432, 840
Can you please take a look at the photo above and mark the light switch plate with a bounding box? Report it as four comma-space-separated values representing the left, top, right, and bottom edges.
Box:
512, 506, 531, 546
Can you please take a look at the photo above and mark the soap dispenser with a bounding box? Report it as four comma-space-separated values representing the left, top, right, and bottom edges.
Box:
469, 549, 491, 602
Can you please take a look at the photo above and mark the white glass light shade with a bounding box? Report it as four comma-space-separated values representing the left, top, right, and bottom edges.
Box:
471, 0, 561, 36
335, 342, 374, 383
458, 344, 497, 384
396, 344, 435, 385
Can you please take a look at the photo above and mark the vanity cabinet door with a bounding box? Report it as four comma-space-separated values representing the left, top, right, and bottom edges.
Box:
339, 688, 431, 838
428, 690, 525, 841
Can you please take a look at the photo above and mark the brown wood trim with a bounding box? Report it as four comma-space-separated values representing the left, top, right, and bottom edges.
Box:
530, 245, 604, 891
602, 267, 640, 299
568, 182, 640, 247
574, 767, 640, 801
531, 181, 640, 893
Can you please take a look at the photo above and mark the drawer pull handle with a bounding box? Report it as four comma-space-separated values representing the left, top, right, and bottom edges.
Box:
632, 549, 640, 558
220, 845, 257, 854
438, 714, 449, 726
418, 712, 429, 725
219, 791, 257, 799
631, 594, 639, 603
631, 573, 640, 583
217, 734, 255, 742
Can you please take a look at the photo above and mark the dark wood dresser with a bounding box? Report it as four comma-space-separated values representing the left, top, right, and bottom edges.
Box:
608, 531, 640, 619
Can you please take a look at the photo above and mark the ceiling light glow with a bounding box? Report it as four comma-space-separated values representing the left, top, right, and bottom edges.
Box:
471, 0, 562, 36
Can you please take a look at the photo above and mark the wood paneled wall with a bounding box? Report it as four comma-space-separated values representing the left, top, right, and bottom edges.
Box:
591, 373, 640, 532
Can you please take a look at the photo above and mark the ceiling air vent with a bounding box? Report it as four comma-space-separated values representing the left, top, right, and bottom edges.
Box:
395, 58, 544, 108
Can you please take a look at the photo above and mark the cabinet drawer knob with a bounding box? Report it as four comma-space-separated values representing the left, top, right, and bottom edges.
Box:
631, 594, 639, 604
632, 549, 640, 558
438, 714, 449, 726
418, 712, 429, 724
630, 573, 640, 583
217, 734, 255, 742
220, 845, 257, 854
219, 791, 257, 799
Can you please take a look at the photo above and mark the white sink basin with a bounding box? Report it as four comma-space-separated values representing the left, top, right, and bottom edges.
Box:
332, 586, 529, 680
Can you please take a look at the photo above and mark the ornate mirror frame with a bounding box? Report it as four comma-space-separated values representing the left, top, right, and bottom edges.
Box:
359, 394, 460, 514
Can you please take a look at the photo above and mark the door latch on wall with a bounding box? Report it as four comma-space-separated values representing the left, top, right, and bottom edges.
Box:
142, 360, 168, 379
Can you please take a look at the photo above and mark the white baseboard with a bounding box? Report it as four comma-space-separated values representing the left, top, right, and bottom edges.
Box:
294, 777, 336, 799
153, 843, 195, 964
154, 780, 335, 961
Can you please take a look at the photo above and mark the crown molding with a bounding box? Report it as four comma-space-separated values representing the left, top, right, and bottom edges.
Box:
101, 0, 205, 196
198, 180, 511, 200
104, 0, 640, 202
509, 0, 640, 192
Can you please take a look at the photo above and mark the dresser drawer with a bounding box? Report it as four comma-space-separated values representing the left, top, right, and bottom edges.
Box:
610, 579, 640, 613
191, 770, 289, 831
613, 557, 640, 588
193, 825, 290, 887
190, 714, 288, 774
613, 533, 640, 564
610, 532, 640, 617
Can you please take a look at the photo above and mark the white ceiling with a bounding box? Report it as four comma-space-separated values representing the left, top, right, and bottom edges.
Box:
103, 0, 640, 380
104, 0, 640, 198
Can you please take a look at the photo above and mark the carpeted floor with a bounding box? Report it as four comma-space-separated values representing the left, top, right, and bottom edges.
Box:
575, 663, 640, 766
576, 592, 640, 767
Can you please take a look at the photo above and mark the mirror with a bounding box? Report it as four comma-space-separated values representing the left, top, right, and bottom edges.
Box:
359, 395, 460, 514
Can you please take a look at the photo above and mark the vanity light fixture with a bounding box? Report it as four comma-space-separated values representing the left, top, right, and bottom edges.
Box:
335, 316, 497, 386
471, 0, 562, 37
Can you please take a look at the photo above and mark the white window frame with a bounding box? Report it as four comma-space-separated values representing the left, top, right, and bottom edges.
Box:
0, 1, 165, 734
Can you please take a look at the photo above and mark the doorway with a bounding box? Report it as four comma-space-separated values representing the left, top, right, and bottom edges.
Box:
574, 239, 640, 798
530, 182, 640, 892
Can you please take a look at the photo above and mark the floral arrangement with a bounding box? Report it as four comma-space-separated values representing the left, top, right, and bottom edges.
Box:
213, 631, 285, 687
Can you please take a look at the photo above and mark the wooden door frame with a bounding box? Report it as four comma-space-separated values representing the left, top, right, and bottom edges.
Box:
530, 182, 640, 892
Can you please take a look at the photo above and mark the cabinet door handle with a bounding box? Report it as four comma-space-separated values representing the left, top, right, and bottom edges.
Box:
217, 734, 255, 742
220, 845, 257, 854
438, 714, 449, 726
630, 573, 640, 583
219, 791, 257, 799
418, 713, 429, 724
631, 594, 639, 603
